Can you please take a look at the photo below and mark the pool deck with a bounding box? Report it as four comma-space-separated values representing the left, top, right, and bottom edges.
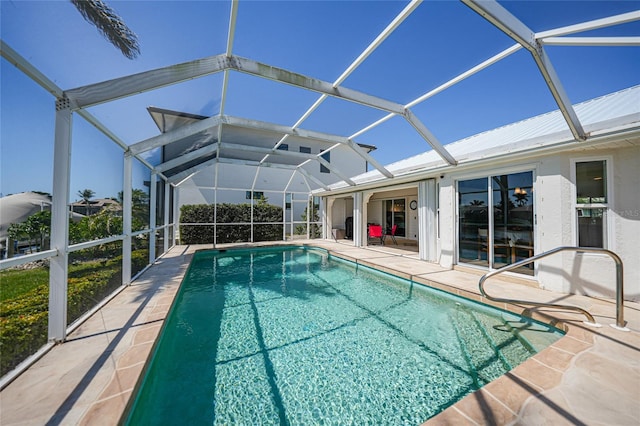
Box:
1, 241, 638, 425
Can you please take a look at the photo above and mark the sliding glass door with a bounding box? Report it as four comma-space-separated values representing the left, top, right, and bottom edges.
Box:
458, 171, 534, 275
384, 199, 406, 237
458, 178, 489, 268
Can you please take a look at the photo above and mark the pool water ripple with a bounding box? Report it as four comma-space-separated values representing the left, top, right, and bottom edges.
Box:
125, 247, 563, 425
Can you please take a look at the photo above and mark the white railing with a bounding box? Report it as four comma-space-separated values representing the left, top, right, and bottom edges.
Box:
479, 246, 627, 331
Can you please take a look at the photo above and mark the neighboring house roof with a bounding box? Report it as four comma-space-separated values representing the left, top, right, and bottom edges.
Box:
0, 192, 52, 244
70, 198, 122, 210
323, 85, 640, 192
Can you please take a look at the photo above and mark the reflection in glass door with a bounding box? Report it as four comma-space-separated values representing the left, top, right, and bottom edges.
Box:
458, 178, 489, 268
384, 199, 406, 237
458, 172, 534, 275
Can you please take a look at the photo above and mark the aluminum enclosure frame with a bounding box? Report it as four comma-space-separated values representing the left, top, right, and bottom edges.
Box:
1, 0, 638, 352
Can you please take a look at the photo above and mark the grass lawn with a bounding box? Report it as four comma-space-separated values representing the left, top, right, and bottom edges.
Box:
0, 248, 148, 377
0, 268, 49, 302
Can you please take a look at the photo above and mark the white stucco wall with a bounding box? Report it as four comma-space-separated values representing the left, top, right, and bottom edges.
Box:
533, 147, 640, 301
535, 155, 572, 294
407, 196, 419, 240
437, 145, 639, 302
613, 147, 640, 301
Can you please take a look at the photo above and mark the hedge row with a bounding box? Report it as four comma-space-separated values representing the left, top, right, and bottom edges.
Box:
0, 250, 148, 377
180, 203, 284, 244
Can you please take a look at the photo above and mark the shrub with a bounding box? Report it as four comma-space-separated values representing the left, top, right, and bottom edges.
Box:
0, 249, 149, 377
180, 203, 283, 244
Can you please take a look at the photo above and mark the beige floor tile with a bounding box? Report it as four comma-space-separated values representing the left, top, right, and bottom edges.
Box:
2, 242, 638, 426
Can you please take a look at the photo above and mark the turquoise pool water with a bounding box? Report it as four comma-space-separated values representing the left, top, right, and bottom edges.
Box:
125, 247, 563, 425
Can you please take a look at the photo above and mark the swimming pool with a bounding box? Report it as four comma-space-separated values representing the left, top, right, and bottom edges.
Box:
125, 246, 563, 425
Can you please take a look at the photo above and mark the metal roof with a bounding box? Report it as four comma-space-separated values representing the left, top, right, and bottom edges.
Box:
324, 84, 640, 191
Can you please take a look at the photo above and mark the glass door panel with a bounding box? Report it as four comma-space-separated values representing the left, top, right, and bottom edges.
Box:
384, 199, 406, 237
458, 178, 489, 267
492, 172, 534, 275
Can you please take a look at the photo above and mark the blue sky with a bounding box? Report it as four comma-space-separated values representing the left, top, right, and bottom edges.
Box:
1, 0, 639, 199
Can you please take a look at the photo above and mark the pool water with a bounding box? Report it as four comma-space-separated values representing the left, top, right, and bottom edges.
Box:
125, 247, 563, 425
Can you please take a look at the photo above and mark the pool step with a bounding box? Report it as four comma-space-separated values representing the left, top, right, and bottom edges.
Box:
450, 306, 535, 386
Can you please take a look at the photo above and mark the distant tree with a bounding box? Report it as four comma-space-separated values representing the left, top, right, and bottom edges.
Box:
7, 211, 51, 253
118, 189, 150, 230
70, 0, 140, 59
7, 223, 26, 251
77, 188, 96, 215
514, 192, 529, 207
25, 211, 51, 251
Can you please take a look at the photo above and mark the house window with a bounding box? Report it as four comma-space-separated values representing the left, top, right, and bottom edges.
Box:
299, 146, 311, 154
320, 151, 330, 173
246, 191, 264, 200
277, 144, 288, 151
575, 160, 608, 248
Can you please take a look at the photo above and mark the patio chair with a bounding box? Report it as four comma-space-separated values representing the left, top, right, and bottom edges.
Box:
384, 224, 398, 245
368, 224, 384, 245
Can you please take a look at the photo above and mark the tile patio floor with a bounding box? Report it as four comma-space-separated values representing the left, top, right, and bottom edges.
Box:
1, 241, 638, 425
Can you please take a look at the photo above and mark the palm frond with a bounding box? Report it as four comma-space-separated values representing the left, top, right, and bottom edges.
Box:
70, 0, 140, 59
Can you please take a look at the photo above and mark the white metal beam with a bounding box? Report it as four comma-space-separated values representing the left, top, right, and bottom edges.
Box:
462, 0, 586, 141
168, 156, 320, 185
345, 139, 394, 178
65, 53, 407, 114
228, 56, 406, 114
217, 157, 297, 169
297, 168, 330, 191
535, 10, 640, 39
350, 114, 396, 139
350, 43, 521, 141
163, 179, 170, 253
122, 153, 133, 285
214, 161, 219, 246
173, 171, 199, 187
406, 44, 522, 108
221, 141, 318, 159
404, 110, 458, 165
222, 115, 393, 179
149, 173, 157, 264
540, 37, 640, 47
129, 115, 221, 155
260, 0, 422, 164
221, 115, 351, 145
1, 40, 63, 98
221, 142, 357, 185
283, 170, 298, 193
314, 158, 356, 186
75, 109, 163, 178
0, 41, 165, 181
155, 143, 219, 173
226, 0, 239, 56
65, 55, 228, 108
335, 0, 422, 86
48, 98, 72, 342
219, 0, 239, 117
168, 158, 218, 184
